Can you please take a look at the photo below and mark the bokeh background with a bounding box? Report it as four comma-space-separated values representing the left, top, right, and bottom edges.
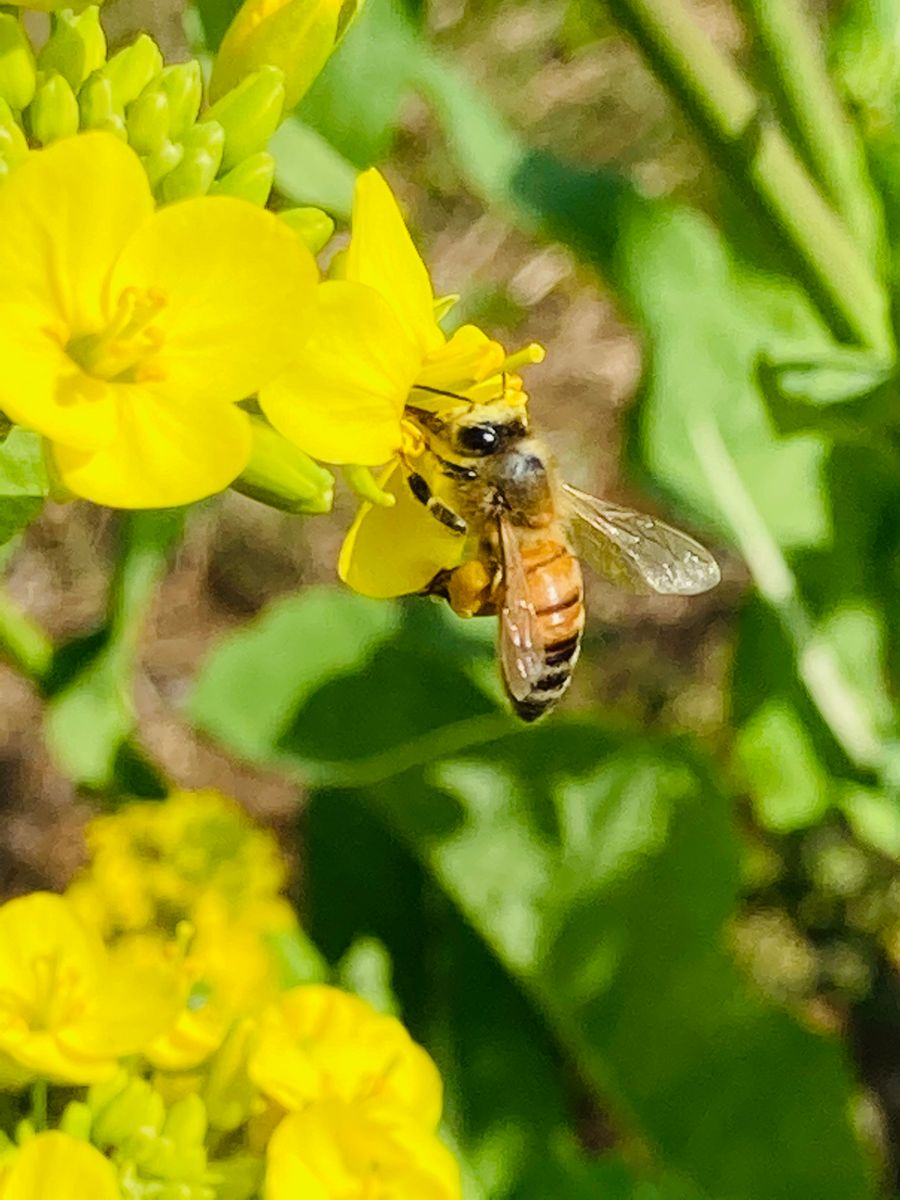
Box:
3, 0, 900, 1197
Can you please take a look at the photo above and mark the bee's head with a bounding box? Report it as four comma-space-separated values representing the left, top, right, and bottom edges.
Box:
405, 386, 530, 456
451, 396, 529, 456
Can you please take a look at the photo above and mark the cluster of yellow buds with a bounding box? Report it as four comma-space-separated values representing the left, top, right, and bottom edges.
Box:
0, 1, 346, 222
0, 790, 461, 1199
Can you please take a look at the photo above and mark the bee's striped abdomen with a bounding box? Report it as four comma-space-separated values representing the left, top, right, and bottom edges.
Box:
511, 539, 585, 722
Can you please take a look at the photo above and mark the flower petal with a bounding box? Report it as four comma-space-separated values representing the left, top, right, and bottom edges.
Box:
260, 281, 419, 465
0, 132, 152, 334
416, 324, 506, 392
345, 169, 443, 358
53, 389, 252, 507
111, 196, 318, 405
2, 1133, 122, 1200
266, 1102, 461, 1200
0, 311, 118, 451
339, 462, 466, 597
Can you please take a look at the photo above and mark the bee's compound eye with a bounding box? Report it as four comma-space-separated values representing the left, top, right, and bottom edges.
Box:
457, 423, 500, 454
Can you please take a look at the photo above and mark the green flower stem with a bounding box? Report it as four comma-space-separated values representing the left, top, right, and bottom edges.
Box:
29, 1079, 47, 1132
0, 589, 52, 681
740, 0, 883, 265
605, 0, 893, 355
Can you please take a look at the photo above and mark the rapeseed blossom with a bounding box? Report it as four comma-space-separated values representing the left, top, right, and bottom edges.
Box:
0, 1133, 121, 1200
266, 1101, 461, 1200
249, 985, 442, 1124
258, 167, 543, 595
67, 788, 291, 937
68, 790, 296, 1070
0, 893, 178, 1085
0, 791, 462, 1198
0, 132, 316, 507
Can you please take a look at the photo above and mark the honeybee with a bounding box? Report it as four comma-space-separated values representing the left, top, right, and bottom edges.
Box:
403, 385, 721, 720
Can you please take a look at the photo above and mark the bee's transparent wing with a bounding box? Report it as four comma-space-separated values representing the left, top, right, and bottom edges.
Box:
562, 483, 720, 596
498, 516, 546, 702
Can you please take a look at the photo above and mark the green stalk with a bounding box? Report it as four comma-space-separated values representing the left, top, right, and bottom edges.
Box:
605, 0, 892, 356
0, 589, 52, 681
741, 0, 883, 265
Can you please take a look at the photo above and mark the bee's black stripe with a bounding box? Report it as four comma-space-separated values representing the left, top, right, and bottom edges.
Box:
534, 670, 570, 692
544, 635, 581, 666
535, 590, 582, 616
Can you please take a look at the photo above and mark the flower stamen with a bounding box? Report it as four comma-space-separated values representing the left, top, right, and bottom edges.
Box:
67, 286, 168, 383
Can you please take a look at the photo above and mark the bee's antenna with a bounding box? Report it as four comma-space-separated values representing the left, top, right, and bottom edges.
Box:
410, 384, 475, 409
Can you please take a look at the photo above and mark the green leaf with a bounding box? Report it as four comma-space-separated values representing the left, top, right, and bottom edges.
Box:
0, 429, 49, 496
194, 596, 873, 1200
618, 205, 832, 548
366, 729, 872, 1200
756, 353, 896, 440
297, 0, 417, 166
271, 117, 356, 217
735, 699, 831, 831
188, 587, 402, 763
0, 430, 49, 545
838, 784, 900, 858
0, 498, 42, 548
190, 0, 242, 50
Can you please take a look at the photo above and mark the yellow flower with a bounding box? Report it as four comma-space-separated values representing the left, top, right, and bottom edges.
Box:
0, 893, 179, 1086
211, 0, 361, 110
260, 167, 503, 467
248, 986, 442, 1128
67, 789, 290, 938
0, 1132, 121, 1200
258, 167, 542, 597
265, 1101, 461, 1200
144, 892, 285, 1072
0, 132, 316, 508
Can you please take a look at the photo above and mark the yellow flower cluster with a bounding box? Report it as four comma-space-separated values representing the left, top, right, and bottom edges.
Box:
0, 0, 544, 598
0, 790, 460, 1200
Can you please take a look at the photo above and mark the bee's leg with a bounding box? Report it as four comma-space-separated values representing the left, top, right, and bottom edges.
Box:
406, 471, 467, 535
434, 455, 478, 483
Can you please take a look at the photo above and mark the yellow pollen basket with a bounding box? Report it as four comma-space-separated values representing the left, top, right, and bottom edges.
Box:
67, 286, 168, 384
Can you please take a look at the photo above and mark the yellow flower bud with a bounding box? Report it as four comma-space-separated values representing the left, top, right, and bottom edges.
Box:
158, 61, 202, 140
38, 7, 106, 91
210, 150, 275, 205
210, 0, 364, 111
78, 72, 124, 135
203, 65, 284, 171
89, 1073, 166, 1146
0, 14, 37, 111
233, 415, 335, 514
278, 205, 334, 253
126, 86, 170, 155
162, 1094, 208, 1151
0, 97, 28, 165
27, 70, 80, 145
100, 33, 163, 108
59, 1100, 93, 1141
160, 121, 224, 201
141, 137, 183, 189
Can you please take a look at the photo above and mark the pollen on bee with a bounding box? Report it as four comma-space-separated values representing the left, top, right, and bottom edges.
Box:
399, 419, 427, 459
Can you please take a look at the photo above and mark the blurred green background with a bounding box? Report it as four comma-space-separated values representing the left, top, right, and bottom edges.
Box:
3, 0, 900, 1196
